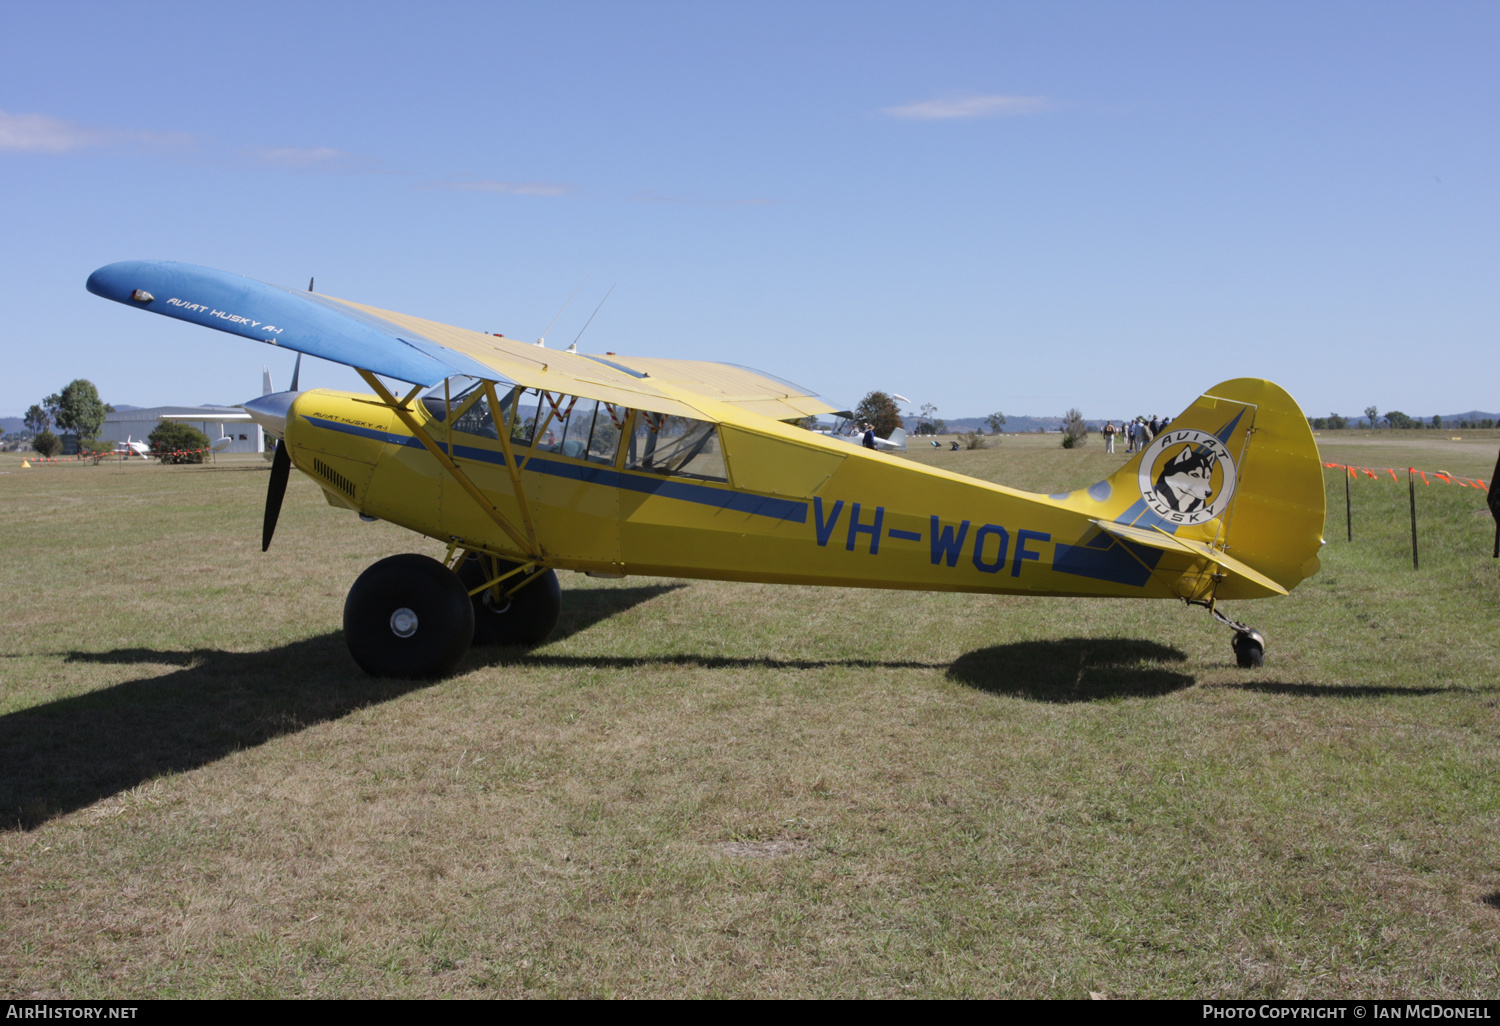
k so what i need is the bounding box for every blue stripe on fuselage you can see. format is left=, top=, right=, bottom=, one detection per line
left=1051, top=528, right=1162, bottom=586
left=302, top=414, right=809, bottom=524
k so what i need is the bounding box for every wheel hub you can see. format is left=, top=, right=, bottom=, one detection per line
left=389, top=607, right=419, bottom=638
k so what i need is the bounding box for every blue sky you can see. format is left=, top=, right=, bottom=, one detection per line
left=3, top=1, right=1495, bottom=423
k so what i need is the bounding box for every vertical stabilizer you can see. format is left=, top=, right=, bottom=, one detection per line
left=1079, top=379, right=1324, bottom=599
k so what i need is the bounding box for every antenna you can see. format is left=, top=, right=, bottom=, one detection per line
left=308, top=277, right=315, bottom=292
left=536, top=276, right=587, bottom=347
left=566, top=284, right=616, bottom=354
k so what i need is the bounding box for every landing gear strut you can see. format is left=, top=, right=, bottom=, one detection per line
left=1188, top=598, right=1266, bottom=669
left=458, top=552, right=561, bottom=647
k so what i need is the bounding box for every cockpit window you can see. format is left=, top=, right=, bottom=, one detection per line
left=421, top=377, right=486, bottom=425
left=451, top=391, right=498, bottom=440
left=499, top=389, right=622, bottom=465
left=626, top=414, right=727, bottom=482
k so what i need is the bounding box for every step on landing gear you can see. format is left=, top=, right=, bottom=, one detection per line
left=1188, top=598, right=1266, bottom=669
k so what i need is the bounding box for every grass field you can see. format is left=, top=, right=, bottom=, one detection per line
left=1, top=431, right=1497, bottom=999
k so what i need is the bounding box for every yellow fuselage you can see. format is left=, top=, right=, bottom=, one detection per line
left=279, top=376, right=1324, bottom=605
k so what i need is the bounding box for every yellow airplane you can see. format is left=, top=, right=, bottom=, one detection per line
left=88, top=261, right=1325, bottom=678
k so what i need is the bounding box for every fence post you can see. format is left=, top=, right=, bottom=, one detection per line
left=1408, top=467, right=1419, bottom=571
left=1350, top=468, right=1362, bottom=540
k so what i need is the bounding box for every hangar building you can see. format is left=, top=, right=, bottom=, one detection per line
left=98, top=406, right=265, bottom=454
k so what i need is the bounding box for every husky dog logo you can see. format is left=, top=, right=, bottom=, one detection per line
left=1137, top=429, right=1238, bottom=525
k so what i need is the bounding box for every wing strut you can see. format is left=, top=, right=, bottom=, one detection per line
left=358, top=370, right=538, bottom=560
left=484, top=380, right=538, bottom=553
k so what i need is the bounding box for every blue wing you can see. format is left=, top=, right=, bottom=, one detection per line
left=87, top=260, right=499, bottom=387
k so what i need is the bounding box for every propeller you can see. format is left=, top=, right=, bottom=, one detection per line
left=263, top=435, right=291, bottom=551
left=260, top=352, right=302, bottom=552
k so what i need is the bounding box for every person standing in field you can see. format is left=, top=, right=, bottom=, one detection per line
left=1103, top=420, right=1117, bottom=453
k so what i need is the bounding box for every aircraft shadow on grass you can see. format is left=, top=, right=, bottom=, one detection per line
left=946, top=638, right=1196, bottom=703
left=0, top=584, right=678, bottom=832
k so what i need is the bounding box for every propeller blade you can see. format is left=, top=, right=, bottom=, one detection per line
left=263, top=439, right=291, bottom=551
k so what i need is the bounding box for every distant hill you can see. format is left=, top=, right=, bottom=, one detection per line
left=0, top=404, right=184, bottom=435
left=905, top=415, right=1113, bottom=434
left=901, top=410, right=1500, bottom=435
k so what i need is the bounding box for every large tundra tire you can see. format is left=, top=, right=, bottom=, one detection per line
left=344, top=554, right=475, bottom=678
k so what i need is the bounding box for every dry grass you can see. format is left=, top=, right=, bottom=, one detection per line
left=0, top=438, right=1497, bottom=998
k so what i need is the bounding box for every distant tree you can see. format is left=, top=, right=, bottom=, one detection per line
left=1327, top=412, right=1347, bottom=430
left=1364, top=405, right=1379, bottom=429
left=1431, top=414, right=1443, bottom=429
left=986, top=411, right=1007, bottom=435
left=1383, top=410, right=1414, bottom=430
left=53, top=379, right=109, bottom=444
left=854, top=391, right=902, bottom=440
left=913, top=402, right=938, bottom=436
left=148, top=422, right=211, bottom=464
left=911, top=402, right=946, bottom=436
left=1060, top=409, right=1088, bottom=449
left=23, top=404, right=51, bottom=433
left=1310, top=417, right=1326, bottom=430
left=32, top=430, right=62, bottom=458
left=793, top=415, right=819, bottom=430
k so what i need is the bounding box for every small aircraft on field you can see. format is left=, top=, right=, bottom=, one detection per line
left=114, top=435, right=151, bottom=459
left=88, top=261, right=1325, bottom=678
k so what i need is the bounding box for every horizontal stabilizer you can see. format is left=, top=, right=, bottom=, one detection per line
left=1089, top=520, right=1288, bottom=597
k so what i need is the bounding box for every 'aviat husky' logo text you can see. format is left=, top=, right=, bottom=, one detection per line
left=1137, top=429, right=1238, bottom=525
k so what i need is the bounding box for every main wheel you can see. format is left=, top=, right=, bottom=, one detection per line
left=344, top=553, right=475, bottom=678
left=1231, top=629, right=1266, bottom=669
left=458, top=553, right=561, bottom=647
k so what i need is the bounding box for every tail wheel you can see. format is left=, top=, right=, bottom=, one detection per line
left=344, top=554, right=474, bottom=678
left=1231, top=629, right=1266, bottom=669
left=458, top=553, right=561, bottom=647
